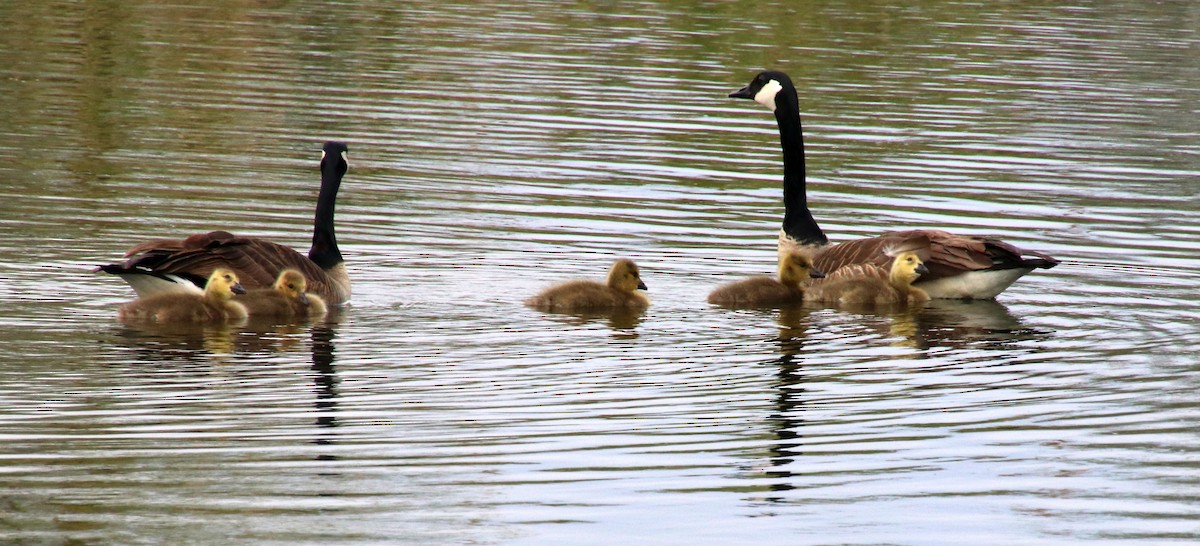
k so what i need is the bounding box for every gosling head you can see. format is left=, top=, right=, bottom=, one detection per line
left=889, top=251, right=930, bottom=287
left=273, top=269, right=311, bottom=306
left=205, top=268, right=246, bottom=300
left=606, top=259, right=648, bottom=294
left=729, top=70, right=795, bottom=113
left=778, top=251, right=826, bottom=286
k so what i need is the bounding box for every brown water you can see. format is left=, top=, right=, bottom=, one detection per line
left=2, top=0, right=1199, bottom=544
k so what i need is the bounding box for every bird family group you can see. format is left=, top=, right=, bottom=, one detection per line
left=98, top=72, right=1059, bottom=325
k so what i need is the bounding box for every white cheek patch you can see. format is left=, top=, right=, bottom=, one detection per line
left=754, top=79, right=783, bottom=112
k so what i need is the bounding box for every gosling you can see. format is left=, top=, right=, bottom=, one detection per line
left=708, top=251, right=825, bottom=306
left=118, top=268, right=248, bottom=324
left=238, top=269, right=328, bottom=320
left=805, top=250, right=930, bottom=305
left=526, top=259, right=649, bottom=310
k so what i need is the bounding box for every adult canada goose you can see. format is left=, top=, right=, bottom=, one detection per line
left=118, top=268, right=248, bottom=324
left=708, top=250, right=825, bottom=306
left=806, top=249, right=931, bottom=306
left=98, top=141, right=351, bottom=305
left=238, top=269, right=328, bottom=320
left=526, top=259, right=650, bottom=310
left=729, top=71, right=1058, bottom=299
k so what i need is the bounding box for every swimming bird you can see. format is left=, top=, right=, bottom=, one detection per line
left=805, top=249, right=931, bottom=306
left=729, top=71, right=1058, bottom=299
left=708, top=250, right=825, bottom=306
left=118, top=268, right=248, bottom=324
left=526, top=259, right=650, bottom=310
left=98, top=141, right=351, bottom=305
left=238, top=269, right=328, bottom=320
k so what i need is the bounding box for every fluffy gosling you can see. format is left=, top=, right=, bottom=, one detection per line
left=708, top=251, right=825, bottom=306
left=118, top=268, right=248, bottom=324
left=238, top=269, right=328, bottom=320
left=526, top=259, right=649, bottom=310
left=806, top=250, right=930, bottom=305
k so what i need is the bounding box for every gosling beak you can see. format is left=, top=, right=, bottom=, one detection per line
left=637, top=280, right=648, bottom=291
left=728, top=84, right=755, bottom=99
left=915, top=264, right=930, bottom=276
left=230, top=282, right=247, bottom=295
left=809, top=268, right=826, bottom=279
left=298, top=292, right=310, bottom=306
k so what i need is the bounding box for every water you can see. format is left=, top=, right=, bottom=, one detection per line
left=2, top=0, right=1199, bottom=543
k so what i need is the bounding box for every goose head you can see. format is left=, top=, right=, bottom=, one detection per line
left=778, top=250, right=826, bottom=286
left=607, top=259, right=648, bottom=293
left=205, top=268, right=246, bottom=300
left=889, top=251, right=930, bottom=287
left=729, top=70, right=796, bottom=113
left=321, top=141, right=349, bottom=179
left=273, top=269, right=311, bottom=306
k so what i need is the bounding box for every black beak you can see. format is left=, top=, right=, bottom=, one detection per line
left=915, top=264, right=930, bottom=276
left=298, top=292, right=310, bottom=306
left=231, top=282, right=247, bottom=295
left=637, top=280, right=648, bottom=291
left=729, top=84, right=755, bottom=99
left=809, top=269, right=826, bottom=279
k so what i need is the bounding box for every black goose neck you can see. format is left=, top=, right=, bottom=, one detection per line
left=773, top=92, right=828, bottom=247
left=308, top=154, right=346, bottom=268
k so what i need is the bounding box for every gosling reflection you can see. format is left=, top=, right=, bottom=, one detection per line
left=111, top=304, right=347, bottom=362
left=530, top=306, right=646, bottom=332
left=115, top=321, right=242, bottom=362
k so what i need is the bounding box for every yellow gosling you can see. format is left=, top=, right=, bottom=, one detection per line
left=238, top=269, right=328, bottom=320
left=118, top=268, right=248, bottom=324
left=806, top=251, right=930, bottom=306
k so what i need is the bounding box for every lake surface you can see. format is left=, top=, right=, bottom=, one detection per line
left=2, top=0, right=1199, bottom=544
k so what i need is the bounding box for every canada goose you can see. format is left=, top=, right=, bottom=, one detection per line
left=729, top=71, right=1058, bottom=299
left=238, top=269, right=328, bottom=320
left=708, top=250, right=825, bottom=306
left=806, top=250, right=931, bottom=306
left=526, top=259, right=650, bottom=310
left=118, top=268, right=248, bottom=324
left=98, top=141, right=351, bottom=305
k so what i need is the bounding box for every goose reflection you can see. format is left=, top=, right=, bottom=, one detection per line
left=755, top=299, right=1053, bottom=499
left=114, top=309, right=344, bottom=452
left=308, top=309, right=341, bottom=451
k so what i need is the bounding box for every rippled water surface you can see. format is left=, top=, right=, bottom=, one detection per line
left=3, top=0, right=1200, bottom=544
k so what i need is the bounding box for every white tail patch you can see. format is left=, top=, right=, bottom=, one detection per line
left=116, top=272, right=204, bottom=298
left=916, top=268, right=1034, bottom=300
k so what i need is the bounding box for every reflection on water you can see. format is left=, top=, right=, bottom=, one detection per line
left=529, top=306, right=646, bottom=333
left=2, top=0, right=1200, bottom=543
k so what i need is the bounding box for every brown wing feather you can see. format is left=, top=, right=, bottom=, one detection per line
left=818, top=263, right=889, bottom=283
left=813, top=229, right=1021, bottom=283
